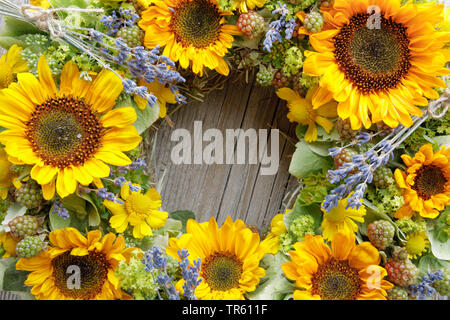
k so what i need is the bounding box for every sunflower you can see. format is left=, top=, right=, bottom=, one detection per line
left=134, top=78, right=177, bottom=118
left=394, top=144, right=450, bottom=219
left=302, top=0, right=450, bottom=130
left=276, top=86, right=337, bottom=142
left=261, top=213, right=287, bottom=254
left=103, top=184, right=168, bottom=239
left=138, top=0, right=241, bottom=76
left=0, top=56, right=142, bottom=200
left=0, top=147, right=21, bottom=200
left=0, top=44, right=28, bottom=90
left=405, top=232, right=429, bottom=260
left=320, top=196, right=366, bottom=240
left=16, top=227, right=136, bottom=300
left=282, top=231, right=393, bottom=300
left=166, top=216, right=268, bottom=300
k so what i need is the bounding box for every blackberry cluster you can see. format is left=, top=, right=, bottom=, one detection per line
left=16, top=235, right=44, bottom=258
left=367, top=220, right=395, bottom=250
left=336, top=118, right=357, bottom=141
left=272, top=70, right=290, bottom=88
left=372, top=166, right=394, bottom=189
left=303, top=12, right=324, bottom=33
left=333, top=148, right=357, bottom=169
left=8, top=215, right=40, bottom=240
left=117, top=25, right=145, bottom=48
left=15, top=180, right=43, bottom=209
left=387, top=286, right=409, bottom=300
left=236, top=10, right=265, bottom=39
left=256, top=66, right=274, bottom=86
left=385, top=257, right=419, bottom=287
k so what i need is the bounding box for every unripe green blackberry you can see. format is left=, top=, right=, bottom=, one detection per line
left=256, top=65, right=273, bottom=86
left=391, top=245, right=408, bottom=261
left=432, top=268, right=450, bottom=296
left=16, top=235, right=44, bottom=258
left=15, top=180, right=43, bottom=209
left=372, top=166, right=394, bottom=189
left=336, top=118, right=357, bottom=141
left=385, top=257, right=419, bottom=287
left=303, top=12, right=324, bottom=33
left=8, top=215, right=40, bottom=240
left=333, top=148, right=357, bottom=169
left=387, top=286, right=409, bottom=300
left=117, top=25, right=144, bottom=48
left=236, top=10, right=265, bottom=39
left=367, top=220, right=395, bottom=250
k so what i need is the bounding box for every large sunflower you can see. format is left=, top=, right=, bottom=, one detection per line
left=0, top=56, right=142, bottom=200
left=138, top=0, right=241, bottom=76
left=282, top=231, right=393, bottom=300
left=16, top=227, right=136, bottom=300
left=0, top=147, right=20, bottom=200
left=166, top=216, right=268, bottom=300
left=394, top=144, right=450, bottom=219
left=0, top=44, right=28, bottom=89
left=303, top=0, right=450, bottom=130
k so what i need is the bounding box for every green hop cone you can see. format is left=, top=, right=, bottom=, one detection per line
left=16, top=235, right=44, bottom=258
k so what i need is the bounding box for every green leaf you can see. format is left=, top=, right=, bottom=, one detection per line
left=306, top=141, right=332, bottom=157
left=418, top=254, right=450, bottom=274
left=433, top=135, right=450, bottom=148
left=247, top=252, right=293, bottom=300
left=1, top=259, right=29, bottom=293
left=0, top=17, right=42, bottom=39
left=427, top=221, right=450, bottom=260
left=61, top=194, right=87, bottom=216
left=0, top=36, right=27, bottom=50
left=49, top=205, right=71, bottom=231
left=169, top=211, right=196, bottom=233
left=289, top=140, right=329, bottom=179
left=132, top=101, right=161, bottom=135
left=77, top=192, right=101, bottom=227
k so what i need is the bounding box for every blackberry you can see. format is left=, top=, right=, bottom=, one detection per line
left=8, top=215, right=40, bottom=240
left=391, top=245, right=408, bottom=261
left=16, top=235, right=44, bottom=258
left=387, top=286, right=409, bottom=300
left=117, top=25, right=144, bottom=48
left=336, top=118, right=357, bottom=141
left=432, top=268, right=450, bottom=296
left=385, top=257, right=419, bottom=287
left=236, top=10, right=265, bottom=39
left=333, top=148, right=357, bottom=170
left=256, top=65, right=273, bottom=86
left=15, top=179, right=43, bottom=209
left=367, top=220, right=395, bottom=250
left=372, top=166, right=394, bottom=189
left=303, top=12, right=324, bottom=33
left=272, top=70, right=290, bottom=88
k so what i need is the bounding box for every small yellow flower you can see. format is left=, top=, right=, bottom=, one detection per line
left=231, top=0, right=265, bottom=12
left=134, top=79, right=177, bottom=118
left=320, top=196, right=366, bottom=240
left=276, top=86, right=337, bottom=143
left=103, top=184, right=168, bottom=239
left=405, top=232, right=430, bottom=260
left=0, top=44, right=28, bottom=89
left=261, top=213, right=287, bottom=254
left=0, top=232, right=19, bottom=258
left=30, top=0, right=51, bottom=8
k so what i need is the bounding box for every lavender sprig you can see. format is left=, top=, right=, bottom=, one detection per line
left=177, top=249, right=202, bottom=300
left=263, top=2, right=296, bottom=52
left=409, top=270, right=445, bottom=300
left=52, top=200, right=70, bottom=220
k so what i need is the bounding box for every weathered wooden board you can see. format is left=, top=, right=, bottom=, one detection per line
left=153, top=72, right=299, bottom=230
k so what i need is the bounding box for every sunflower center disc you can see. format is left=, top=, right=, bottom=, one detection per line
left=413, top=165, right=447, bottom=200
left=333, top=13, right=411, bottom=94
left=52, top=251, right=111, bottom=300
left=202, top=252, right=243, bottom=291
left=311, top=258, right=361, bottom=300
left=25, top=96, right=104, bottom=169
left=170, top=0, right=222, bottom=48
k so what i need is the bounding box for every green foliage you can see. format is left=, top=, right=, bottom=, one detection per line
left=289, top=140, right=332, bottom=179
left=297, top=170, right=332, bottom=206
left=365, top=182, right=404, bottom=218
left=0, top=258, right=30, bottom=293
left=170, top=211, right=196, bottom=233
